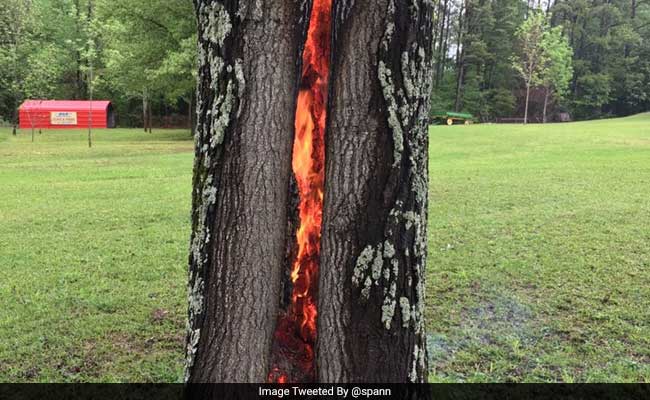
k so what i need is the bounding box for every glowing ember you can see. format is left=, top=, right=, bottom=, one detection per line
left=268, top=0, right=332, bottom=383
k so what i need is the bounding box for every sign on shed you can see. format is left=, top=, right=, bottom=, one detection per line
left=50, top=111, right=78, bottom=126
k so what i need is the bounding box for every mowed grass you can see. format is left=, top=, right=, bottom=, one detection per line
left=426, top=114, right=650, bottom=382
left=0, top=128, right=194, bottom=382
left=0, top=114, right=648, bottom=382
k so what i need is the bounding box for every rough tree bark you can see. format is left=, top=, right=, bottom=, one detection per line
left=524, top=82, right=531, bottom=124
left=186, top=0, right=433, bottom=384
left=186, top=0, right=309, bottom=383
left=318, top=0, right=433, bottom=382
left=12, top=107, right=18, bottom=136
left=543, top=87, right=550, bottom=123
left=142, top=92, right=148, bottom=133
left=148, top=97, right=153, bottom=133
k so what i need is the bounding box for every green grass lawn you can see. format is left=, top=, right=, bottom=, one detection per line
left=0, top=128, right=193, bottom=382
left=1, top=115, right=649, bottom=382
left=426, top=114, right=650, bottom=382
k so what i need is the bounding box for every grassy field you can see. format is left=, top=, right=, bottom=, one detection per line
left=0, top=129, right=193, bottom=382
left=1, top=114, right=649, bottom=382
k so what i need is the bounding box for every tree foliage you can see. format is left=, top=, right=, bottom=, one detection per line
left=512, top=12, right=548, bottom=91
left=1, top=0, right=650, bottom=124
left=97, top=0, right=195, bottom=102
left=510, top=12, right=574, bottom=123
left=0, top=0, right=195, bottom=128
left=433, top=0, right=650, bottom=121
left=540, top=26, right=573, bottom=99
left=539, top=25, right=573, bottom=121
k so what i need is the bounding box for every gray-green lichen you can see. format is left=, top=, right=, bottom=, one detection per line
left=403, top=211, right=418, bottom=230
left=354, top=244, right=391, bottom=301
left=409, top=344, right=419, bottom=382
left=378, top=0, right=404, bottom=167
left=209, top=77, right=234, bottom=150
left=186, top=1, right=238, bottom=382
left=352, top=239, right=403, bottom=326
left=361, top=276, right=373, bottom=300
left=188, top=276, right=205, bottom=318
left=234, top=59, right=246, bottom=117
left=409, top=343, right=427, bottom=383
left=371, top=243, right=384, bottom=282
left=203, top=2, right=231, bottom=46
left=358, top=0, right=432, bottom=361
left=236, top=0, right=263, bottom=21
left=383, top=241, right=396, bottom=258
left=355, top=0, right=434, bottom=381
left=186, top=172, right=216, bottom=380
left=378, top=61, right=404, bottom=167
left=399, top=297, right=411, bottom=327
left=184, top=327, right=201, bottom=382
left=381, top=282, right=398, bottom=330
left=352, top=245, right=375, bottom=287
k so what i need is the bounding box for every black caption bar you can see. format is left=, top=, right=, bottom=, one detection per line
left=0, top=384, right=648, bottom=400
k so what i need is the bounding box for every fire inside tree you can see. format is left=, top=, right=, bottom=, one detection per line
left=267, top=0, right=332, bottom=384
left=187, top=0, right=434, bottom=385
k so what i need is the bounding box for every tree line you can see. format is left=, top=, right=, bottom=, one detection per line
left=434, top=0, right=650, bottom=121
left=1, top=0, right=649, bottom=128
left=0, top=0, right=196, bottom=131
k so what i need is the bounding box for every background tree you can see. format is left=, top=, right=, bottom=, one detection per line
left=0, top=0, right=32, bottom=134
left=550, top=0, right=650, bottom=118
left=512, top=12, right=548, bottom=124
left=97, top=0, right=196, bottom=132
left=539, top=25, right=573, bottom=122
left=430, top=0, right=526, bottom=121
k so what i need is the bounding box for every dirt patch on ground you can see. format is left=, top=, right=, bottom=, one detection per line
left=151, top=308, right=170, bottom=324
left=427, top=287, right=538, bottom=374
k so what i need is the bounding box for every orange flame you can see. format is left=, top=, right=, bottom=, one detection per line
left=268, top=0, right=331, bottom=383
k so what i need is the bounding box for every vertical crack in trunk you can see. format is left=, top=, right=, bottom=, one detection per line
left=268, top=0, right=332, bottom=384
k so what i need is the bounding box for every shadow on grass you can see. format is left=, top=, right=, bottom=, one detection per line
left=428, top=288, right=540, bottom=381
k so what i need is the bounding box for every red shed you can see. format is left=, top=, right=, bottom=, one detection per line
left=19, top=100, right=116, bottom=130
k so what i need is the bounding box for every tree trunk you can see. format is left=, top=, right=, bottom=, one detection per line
left=454, top=51, right=465, bottom=112
left=186, top=0, right=308, bottom=384
left=318, top=0, right=433, bottom=382
left=441, top=6, right=451, bottom=86
left=524, top=82, right=531, bottom=124
left=188, top=95, right=194, bottom=135
left=454, top=0, right=465, bottom=111
left=187, top=0, right=433, bottom=385
left=148, top=99, right=153, bottom=133
left=625, top=0, right=636, bottom=57
left=12, top=107, right=18, bottom=135
left=546, top=0, right=555, bottom=16
left=543, top=87, right=550, bottom=123
left=88, top=56, right=93, bottom=148
left=435, top=0, right=449, bottom=88
left=142, top=93, right=148, bottom=132
left=73, top=0, right=86, bottom=100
